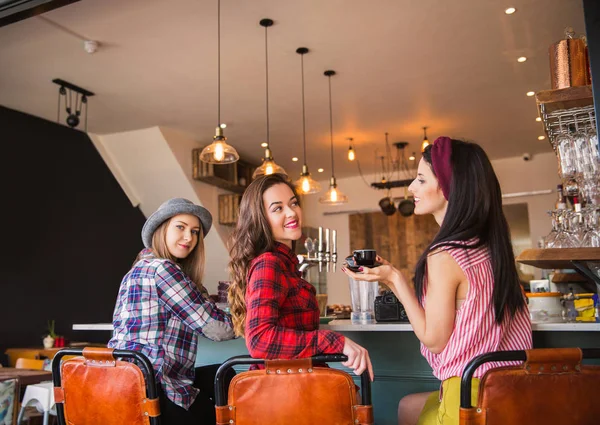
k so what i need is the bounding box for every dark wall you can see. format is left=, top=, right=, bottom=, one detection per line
left=0, top=106, right=146, bottom=364
left=583, top=0, right=600, bottom=134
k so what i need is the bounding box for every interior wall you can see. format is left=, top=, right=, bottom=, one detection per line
left=89, top=127, right=232, bottom=294
left=302, top=151, right=560, bottom=304
left=0, top=106, right=146, bottom=364
left=349, top=212, right=439, bottom=282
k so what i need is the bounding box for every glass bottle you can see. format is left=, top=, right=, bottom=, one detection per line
left=555, top=184, right=567, bottom=210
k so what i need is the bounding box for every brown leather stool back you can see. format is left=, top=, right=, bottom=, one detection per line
left=459, top=347, right=600, bottom=425
left=214, top=354, right=373, bottom=425
left=52, top=347, right=160, bottom=425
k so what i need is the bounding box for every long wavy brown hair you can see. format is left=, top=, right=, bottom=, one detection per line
left=228, top=173, right=298, bottom=337
left=135, top=217, right=206, bottom=290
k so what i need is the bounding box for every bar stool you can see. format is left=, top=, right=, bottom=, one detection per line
left=52, top=347, right=160, bottom=425
left=214, top=354, right=373, bottom=425
left=17, top=381, right=56, bottom=425
left=459, top=347, right=600, bottom=425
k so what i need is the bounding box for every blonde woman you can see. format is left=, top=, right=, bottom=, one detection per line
left=109, top=198, right=234, bottom=425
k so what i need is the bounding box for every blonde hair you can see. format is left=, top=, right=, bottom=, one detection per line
left=136, top=218, right=206, bottom=289
left=228, top=174, right=298, bottom=337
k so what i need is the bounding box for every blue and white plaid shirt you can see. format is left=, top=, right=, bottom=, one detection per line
left=108, top=249, right=232, bottom=409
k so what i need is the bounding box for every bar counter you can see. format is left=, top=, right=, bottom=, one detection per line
left=322, top=320, right=600, bottom=332
left=191, top=321, right=600, bottom=425
left=73, top=320, right=600, bottom=425
left=72, top=320, right=600, bottom=332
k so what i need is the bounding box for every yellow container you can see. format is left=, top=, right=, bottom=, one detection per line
left=574, top=293, right=595, bottom=319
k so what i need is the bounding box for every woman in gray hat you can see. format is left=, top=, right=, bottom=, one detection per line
left=108, top=198, right=235, bottom=425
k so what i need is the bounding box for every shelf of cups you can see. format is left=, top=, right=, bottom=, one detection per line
left=536, top=86, right=595, bottom=143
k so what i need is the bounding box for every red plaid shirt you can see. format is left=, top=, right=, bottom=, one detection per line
left=245, top=242, right=345, bottom=359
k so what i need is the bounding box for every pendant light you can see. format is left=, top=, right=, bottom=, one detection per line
left=420, top=126, right=430, bottom=152
left=319, top=70, right=349, bottom=205
left=252, top=18, right=287, bottom=179
left=294, top=47, right=321, bottom=195
left=347, top=137, right=355, bottom=161
left=200, top=0, right=239, bottom=164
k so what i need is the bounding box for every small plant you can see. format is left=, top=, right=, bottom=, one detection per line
left=46, top=320, right=57, bottom=338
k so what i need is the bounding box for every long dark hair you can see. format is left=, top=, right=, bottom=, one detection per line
left=413, top=139, right=525, bottom=324
left=228, top=173, right=299, bottom=336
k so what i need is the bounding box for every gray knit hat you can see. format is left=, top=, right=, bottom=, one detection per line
left=141, top=198, right=212, bottom=248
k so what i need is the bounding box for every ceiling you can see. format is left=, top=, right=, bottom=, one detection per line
left=0, top=0, right=586, bottom=179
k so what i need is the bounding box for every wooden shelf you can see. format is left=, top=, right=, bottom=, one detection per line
left=552, top=273, right=588, bottom=283
left=192, top=149, right=257, bottom=194
left=535, top=85, right=593, bottom=114
left=218, top=194, right=241, bottom=226
left=517, top=248, right=600, bottom=290
left=517, top=248, right=600, bottom=269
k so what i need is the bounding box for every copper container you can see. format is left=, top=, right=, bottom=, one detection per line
left=549, top=28, right=591, bottom=89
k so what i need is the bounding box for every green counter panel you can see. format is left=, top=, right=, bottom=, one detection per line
left=196, top=330, right=600, bottom=425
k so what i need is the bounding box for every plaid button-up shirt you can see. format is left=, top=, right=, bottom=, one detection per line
left=245, top=242, right=345, bottom=359
left=108, top=249, right=232, bottom=409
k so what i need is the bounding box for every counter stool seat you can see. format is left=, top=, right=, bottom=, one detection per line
left=51, top=347, right=160, bottom=425
left=17, top=381, right=56, bottom=425
left=459, top=347, right=600, bottom=425
left=214, top=354, right=373, bottom=425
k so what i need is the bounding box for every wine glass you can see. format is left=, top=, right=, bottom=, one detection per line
left=554, top=210, right=579, bottom=248
left=572, top=118, right=596, bottom=181
left=586, top=112, right=599, bottom=170
left=544, top=210, right=560, bottom=248
left=554, top=117, right=577, bottom=181
left=581, top=208, right=600, bottom=247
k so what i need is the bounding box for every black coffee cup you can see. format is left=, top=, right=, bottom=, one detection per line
left=353, top=249, right=377, bottom=266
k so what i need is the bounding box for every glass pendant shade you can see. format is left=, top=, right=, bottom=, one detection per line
left=348, top=146, right=355, bottom=161
left=252, top=19, right=287, bottom=180
left=347, top=138, right=355, bottom=161
left=319, top=69, right=348, bottom=205
left=295, top=164, right=322, bottom=194
left=319, top=177, right=348, bottom=205
left=200, top=126, right=240, bottom=164
left=420, top=126, right=430, bottom=152
left=295, top=47, right=321, bottom=195
left=200, top=0, right=239, bottom=165
left=252, top=147, right=287, bottom=178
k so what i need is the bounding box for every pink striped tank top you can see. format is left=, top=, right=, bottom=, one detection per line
left=420, top=242, right=532, bottom=380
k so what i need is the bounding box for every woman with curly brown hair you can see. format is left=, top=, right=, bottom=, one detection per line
left=228, top=173, right=373, bottom=379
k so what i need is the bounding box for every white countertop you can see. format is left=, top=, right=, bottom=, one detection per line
left=322, top=319, right=600, bottom=332
left=73, top=323, right=113, bottom=331
left=530, top=322, right=600, bottom=331
left=321, top=320, right=414, bottom=331
left=73, top=320, right=600, bottom=332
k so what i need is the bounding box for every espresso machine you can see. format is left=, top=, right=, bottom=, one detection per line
left=297, top=226, right=338, bottom=276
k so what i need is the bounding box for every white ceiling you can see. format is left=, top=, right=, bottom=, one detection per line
left=0, top=0, right=586, bottom=179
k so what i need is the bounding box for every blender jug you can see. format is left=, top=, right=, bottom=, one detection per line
left=346, top=250, right=380, bottom=323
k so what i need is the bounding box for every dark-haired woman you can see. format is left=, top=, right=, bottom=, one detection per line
left=343, top=137, right=532, bottom=425
left=228, top=173, right=373, bottom=380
